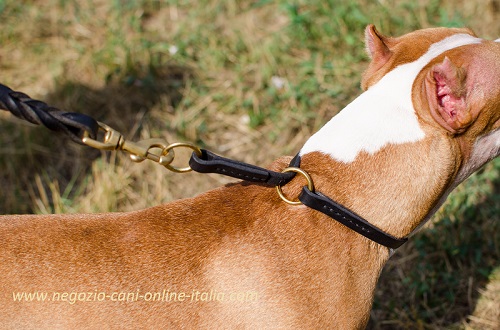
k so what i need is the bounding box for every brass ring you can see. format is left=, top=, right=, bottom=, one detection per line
left=163, top=142, right=203, bottom=173
left=146, top=143, right=175, bottom=166
left=276, top=167, right=314, bottom=205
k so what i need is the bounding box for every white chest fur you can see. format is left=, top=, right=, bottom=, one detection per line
left=300, top=34, right=482, bottom=163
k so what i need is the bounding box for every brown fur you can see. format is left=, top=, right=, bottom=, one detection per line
left=1, top=26, right=500, bottom=329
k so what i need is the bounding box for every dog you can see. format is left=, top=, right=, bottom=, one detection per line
left=1, top=25, right=499, bottom=329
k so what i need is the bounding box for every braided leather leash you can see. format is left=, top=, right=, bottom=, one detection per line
left=0, top=84, right=99, bottom=144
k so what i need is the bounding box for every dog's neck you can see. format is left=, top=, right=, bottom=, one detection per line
left=298, top=33, right=482, bottom=239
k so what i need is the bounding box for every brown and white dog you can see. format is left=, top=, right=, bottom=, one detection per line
left=1, top=25, right=499, bottom=329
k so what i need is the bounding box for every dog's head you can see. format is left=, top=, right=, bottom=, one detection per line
left=363, top=25, right=500, bottom=182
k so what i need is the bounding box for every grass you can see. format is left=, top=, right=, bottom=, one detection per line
left=0, top=0, right=498, bottom=328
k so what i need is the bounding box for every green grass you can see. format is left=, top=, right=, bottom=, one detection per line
left=0, top=0, right=498, bottom=328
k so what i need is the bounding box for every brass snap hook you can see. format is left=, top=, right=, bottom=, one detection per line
left=81, top=122, right=121, bottom=150
left=123, top=139, right=174, bottom=165
left=276, top=167, right=314, bottom=205
left=81, top=121, right=203, bottom=173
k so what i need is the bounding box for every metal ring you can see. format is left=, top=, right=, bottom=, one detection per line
left=163, top=142, right=203, bottom=173
left=276, top=167, right=314, bottom=205
left=146, top=143, right=175, bottom=166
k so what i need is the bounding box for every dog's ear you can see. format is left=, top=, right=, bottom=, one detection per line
left=429, top=57, right=472, bottom=133
left=365, top=24, right=392, bottom=65
left=362, top=25, right=393, bottom=90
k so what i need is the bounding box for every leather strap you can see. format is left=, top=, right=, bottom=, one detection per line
left=189, top=149, right=301, bottom=186
left=299, top=187, right=408, bottom=249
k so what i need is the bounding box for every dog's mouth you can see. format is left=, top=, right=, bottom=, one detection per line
left=425, top=71, right=457, bottom=133
left=425, top=64, right=471, bottom=134
left=435, top=71, right=464, bottom=119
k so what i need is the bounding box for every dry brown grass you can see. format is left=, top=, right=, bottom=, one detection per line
left=466, top=268, right=500, bottom=330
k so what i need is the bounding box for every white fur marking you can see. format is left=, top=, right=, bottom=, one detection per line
left=300, top=34, right=482, bottom=163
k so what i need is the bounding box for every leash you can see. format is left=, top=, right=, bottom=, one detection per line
left=0, top=83, right=407, bottom=249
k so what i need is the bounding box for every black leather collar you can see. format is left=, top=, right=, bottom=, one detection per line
left=189, top=150, right=407, bottom=249
left=298, top=186, right=407, bottom=249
